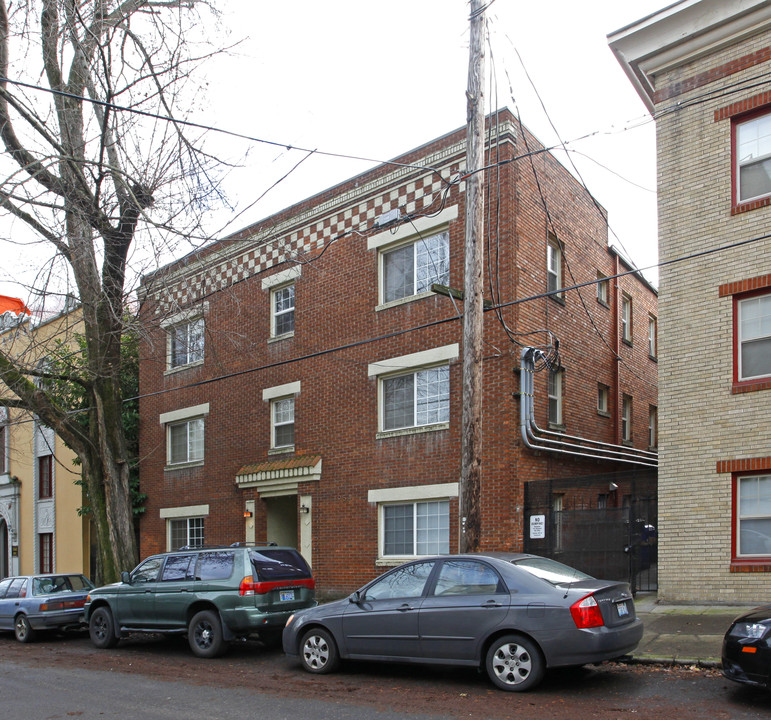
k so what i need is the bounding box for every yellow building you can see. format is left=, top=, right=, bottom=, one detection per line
left=0, top=305, right=92, bottom=579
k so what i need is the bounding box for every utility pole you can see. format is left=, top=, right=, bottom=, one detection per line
left=460, top=0, right=486, bottom=553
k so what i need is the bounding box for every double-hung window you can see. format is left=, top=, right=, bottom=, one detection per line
left=262, top=267, right=301, bottom=340
left=622, top=394, right=633, bottom=443
left=621, top=294, right=633, bottom=344
left=369, top=345, right=457, bottom=436
left=548, top=368, right=563, bottom=426
left=38, top=454, right=53, bottom=499
left=263, top=382, right=300, bottom=452
left=0, top=406, right=7, bottom=474
left=736, top=474, right=771, bottom=558
left=597, top=383, right=610, bottom=416
left=547, top=237, right=563, bottom=297
left=383, top=366, right=449, bottom=432
left=272, top=284, right=295, bottom=337
left=735, top=111, right=771, bottom=204
left=648, top=405, right=658, bottom=449
left=648, top=314, right=657, bottom=359
left=160, top=404, right=209, bottom=467
left=170, top=317, right=204, bottom=369
left=170, top=517, right=205, bottom=549
left=382, top=231, right=449, bottom=304
left=737, top=292, right=771, bottom=382
left=596, top=272, right=609, bottom=306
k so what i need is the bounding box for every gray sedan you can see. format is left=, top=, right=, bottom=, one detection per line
left=283, top=553, right=643, bottom=692
left=0, top=573, right=94, bottom=642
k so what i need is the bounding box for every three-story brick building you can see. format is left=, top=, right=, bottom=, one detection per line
left=138, top=109, right=658, bottom=596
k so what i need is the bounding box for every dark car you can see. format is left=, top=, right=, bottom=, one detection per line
left=84, top=543, right=315, bottom=657
left=283, top=552, right=642, bottom=692
left=722, top=604, right=771, bottom=689
left=0, top=573, right=94, bottom=643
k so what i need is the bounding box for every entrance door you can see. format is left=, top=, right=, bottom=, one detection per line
left=0, top=519, right=7, bottom=579
left=265, top=496, right=298, bottom=547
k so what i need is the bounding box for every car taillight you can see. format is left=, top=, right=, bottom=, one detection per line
left=239, top=576, right=315, bottom=596
left=570, top=594, right=605, bottom=629
left=39, top=598, right=86, bottom=612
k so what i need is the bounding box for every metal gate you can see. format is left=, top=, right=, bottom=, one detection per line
left=523, top=469, right=657, bottom=594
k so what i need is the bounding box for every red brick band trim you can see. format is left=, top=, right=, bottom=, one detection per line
left=730, top=562, right=771, bottom=573
left=716, top=457, right=771, bottom=474
left=719, top=274, right=771, bottom=297
left=732, top=196, right=771, bottom=215
left=733, top=379, right=771, bottom=394
left=654, top=47, right=771, bottom=105
left=715, top=90, right=771, bottom=122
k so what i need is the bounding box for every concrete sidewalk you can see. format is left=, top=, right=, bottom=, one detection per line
left=630, top=593, right=756, bottom=667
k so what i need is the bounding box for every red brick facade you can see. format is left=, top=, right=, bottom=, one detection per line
left=138, top=110, right=658, bottom=598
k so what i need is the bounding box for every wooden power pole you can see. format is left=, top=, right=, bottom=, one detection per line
left=460, top=0, right=486, bottom=553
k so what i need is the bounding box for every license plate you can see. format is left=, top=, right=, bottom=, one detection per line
left=616, top=600, right=629, bottom=617
left=280, top=590, right=295, bottom=602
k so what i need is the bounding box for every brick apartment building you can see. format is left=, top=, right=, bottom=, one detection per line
left=138, top=109, right=658, bottom=597
left=610, top=0, right=771, bottom=603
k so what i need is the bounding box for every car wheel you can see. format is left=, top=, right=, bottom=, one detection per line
left=89, top=607, right=119, bottom=649
left=485, top=634, right=545, bottom=692
left=300, top=627, right=340, bottom=674
left=188, top=610, right=225, bottom=658
left=14, top=614, right=35, bottom=643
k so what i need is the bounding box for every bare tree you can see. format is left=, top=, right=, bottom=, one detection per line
left=0, top=0, right=222, bottom=582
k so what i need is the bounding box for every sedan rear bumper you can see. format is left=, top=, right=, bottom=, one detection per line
left=27, top=609, right=86, bottom=631
left=542, top=618, right=644, bottom=667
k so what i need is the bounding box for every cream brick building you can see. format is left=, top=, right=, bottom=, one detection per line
left=610, top=0, right=771, bottom=603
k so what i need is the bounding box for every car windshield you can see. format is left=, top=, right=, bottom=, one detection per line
left=512, top=557, right=593, bottom=585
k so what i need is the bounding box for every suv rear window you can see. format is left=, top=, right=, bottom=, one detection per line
left=196, top=551, right=235, bottom=581
left=250, top=549, right=311, bottom=582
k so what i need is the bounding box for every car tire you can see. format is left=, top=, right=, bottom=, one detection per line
left=89, top=606, right=119, bottom=649
left=14, top=614, right=35, bottom=643
left=188, top=610, right=225, bottom=658
left=299, top=627, right=340, bottom=674
left=485, top=634, right=545, bottom=692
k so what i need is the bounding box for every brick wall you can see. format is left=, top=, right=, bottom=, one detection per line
left=138, top=109, right=658, bottom=597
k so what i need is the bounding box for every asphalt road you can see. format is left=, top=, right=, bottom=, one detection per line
left=0, top=632, right=768, bottom=719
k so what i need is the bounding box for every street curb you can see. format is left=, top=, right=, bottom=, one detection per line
left=621, top=655, right=721, bottom=669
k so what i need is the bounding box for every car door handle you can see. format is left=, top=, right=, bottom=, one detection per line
left=481, top=600, right=503, bottom=608
left=397, top=603, right=415, bottom=612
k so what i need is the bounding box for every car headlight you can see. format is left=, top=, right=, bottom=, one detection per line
left=732, top=622, right=770, bottom=639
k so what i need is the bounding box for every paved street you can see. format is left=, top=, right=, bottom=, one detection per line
left=0, top=632, right=768, bottom=719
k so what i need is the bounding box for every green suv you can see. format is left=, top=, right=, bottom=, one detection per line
left=84, top=543, right=315, bottom=658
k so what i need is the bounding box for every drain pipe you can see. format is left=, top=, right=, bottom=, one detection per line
left=519, top=347, right=658, bottom=467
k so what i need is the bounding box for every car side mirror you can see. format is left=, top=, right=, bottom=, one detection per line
left=349, top=590, right=363, bottom=604
left=121, top=571, right=131, bottom=585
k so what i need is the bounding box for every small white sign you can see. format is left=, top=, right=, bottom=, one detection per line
left=530, top=514, right=546, bottom=539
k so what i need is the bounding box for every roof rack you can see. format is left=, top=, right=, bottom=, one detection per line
left=230, top=541, right=278, bottom=547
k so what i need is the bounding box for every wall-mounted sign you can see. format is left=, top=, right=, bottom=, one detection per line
left=11, top=545, right=18, bottom=557
left=529, top=514, right=546, bottom=540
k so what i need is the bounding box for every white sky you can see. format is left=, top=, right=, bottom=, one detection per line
left=0, top=0, right=668, bottom=303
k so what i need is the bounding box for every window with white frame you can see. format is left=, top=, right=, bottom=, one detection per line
left=548, top=368, right=563, bottom=426
left=622, top=394, right=632, bottom=443
left=262, top=267, right=301, bottom=340
left=169, top=317, right=204, bottom=369
left=160, top=404, right=209, bottom=467
left=737, top=292, right=771, bottom=381
left=547, top=237, right=563, bottom=297
left=648, top=405, right=658, bottom=449
left=0, top=406, right=7, bottom=474
left=648, top=314, right=657, bottom=358
left=382, top=231, right=449, bottom=304
left=597, top=383, right=610, bottom=416
left=369, top=483, right=456, bottom=561
left=272, top=397, right=295, bottom=449
left=597, top=272, right=609, bottom=306
left=382, top=365, right=449, bottom=432
left=369, top=346, right=457, bottom=435
left=621, top=293, right=633, bottom=343
left=169, top=517, right=205, bottom=550
left=263, top=382, right=300, bottom=451
left=735, top=111, right=771, bottom=204
left=736, top=474, right=771, bottom=557
left=271, top=283, right=295, bottom=337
